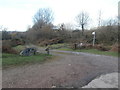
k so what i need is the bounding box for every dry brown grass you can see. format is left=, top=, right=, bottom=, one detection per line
left=38, top=38, right=63, bottom=46
left=110, top=44, right=120, bottom=52
left=94, top=44, right=110, bottom=51
left=2, top=45, right=17, bottom=54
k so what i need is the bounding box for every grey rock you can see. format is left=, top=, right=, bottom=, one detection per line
left=82, top=72, right=118, bottom=88
left=20, top=48, right=37, bottom=56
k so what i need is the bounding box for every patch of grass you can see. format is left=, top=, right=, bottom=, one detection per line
left=76, top=49, right=118, bottom=57
left=13, top=45, right=26, bottom=52
left=58, top=48, right=119, bottom=57
left=2, top=53, right=52, bottom=68
left=50, top=43, right=69, bottom=49
left=58, top=48, right=72, bottom=51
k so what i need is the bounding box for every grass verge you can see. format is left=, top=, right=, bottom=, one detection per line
left=58, top=48, right=119, bottom=57
left=49, top=43, right=69, bottom=49
left=2, top=53, right=52, bottom=68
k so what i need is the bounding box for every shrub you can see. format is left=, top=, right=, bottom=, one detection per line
left=11, top=39, right=25, bottom=47
left=2, top=40, right=18, bottom=54
left=2, top=30, right=11, bottom=40
left=2, top=45, right=17, bottom=54
left=39, top=38, right=64, bottom=46
left=84, top=44, right=93, bottom=49
left=94, top=44, right=110, bottom=51
left=70, top=43, right=111, bottom=52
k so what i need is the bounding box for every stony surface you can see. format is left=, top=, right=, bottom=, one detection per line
left=82, top=72, right=118, bottom=88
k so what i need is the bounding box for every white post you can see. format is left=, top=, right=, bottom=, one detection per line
left=92, top=32, right=95, bottom=46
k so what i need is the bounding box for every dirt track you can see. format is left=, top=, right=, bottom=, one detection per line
left=2, top=50, right=118, bottom=88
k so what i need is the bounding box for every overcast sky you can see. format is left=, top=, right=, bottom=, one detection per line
left=0, top=0, right=119, bottom=31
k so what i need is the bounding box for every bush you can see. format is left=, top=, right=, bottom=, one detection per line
left=2, top=45, right=17, bottom=54
left=70, top=43, right=111, bottom=52
left=94, top=44, right=111, bottom=51
left=2, top=39, right=25, bottom=48
left=2, top=40, right=18, bottom=54
left=2, top=30, right=11, bottom=40
left=39, top=38, right=64, bottom=46
left=11, top=39, right=25, bottom=47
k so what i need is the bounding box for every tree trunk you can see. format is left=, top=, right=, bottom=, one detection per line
left=82, top=24, right=84, bottom=36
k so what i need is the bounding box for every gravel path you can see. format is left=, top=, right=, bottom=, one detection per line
left=2, top=50, right=118, bottom=88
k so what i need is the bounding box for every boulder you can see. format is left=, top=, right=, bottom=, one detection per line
left=20, top=48, right=37, bottom=56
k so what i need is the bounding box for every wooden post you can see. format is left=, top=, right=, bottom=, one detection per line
left=45, top=47, right=50, bottom=55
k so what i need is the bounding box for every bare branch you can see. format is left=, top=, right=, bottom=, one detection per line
left=75, top=11, right=89, bottom=35
left=33, top=8, right=54, bottom=30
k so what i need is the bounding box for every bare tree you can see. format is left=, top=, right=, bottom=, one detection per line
left=107, top=19, right=116, bottom=26
left=60, top=23, right=65, bottom=30
left=64, top=23, right=74, bottom=30
left=0, top=25, right=7, bottom=31
left=102, top=18, right=118, bottom=26
left=75, top=11, right=89, bottom=35
left=33, top=8, right=54, bottom=30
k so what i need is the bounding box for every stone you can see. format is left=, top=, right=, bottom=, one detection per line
left=82, top=72, right=118, bottom=88
left=20, top=48, right=37, bottom=56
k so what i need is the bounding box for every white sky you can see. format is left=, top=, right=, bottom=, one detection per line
left=0, top=0, right=119, bottom=31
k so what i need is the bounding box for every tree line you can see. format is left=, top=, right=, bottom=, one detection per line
left=1, top=8, right=119, bottom=46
